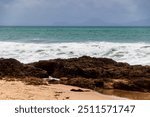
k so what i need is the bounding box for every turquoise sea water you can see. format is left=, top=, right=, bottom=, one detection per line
left=0, top=26, right=150, bottom=43
left=0, top=26, right=150, bottom=64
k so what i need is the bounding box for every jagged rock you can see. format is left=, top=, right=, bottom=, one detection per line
left=31, top=56, right=150, bottom=79
left=30, top=56, right=150, bottom=92
left=1, top=56, right=150, bottom=93
left=60, top=77, right=104, bottom=89
left=113, top=81, right=141, bottom=91
left=30, top=56, right=119, bottom=78
left=0, top=58, right=48, bottom=78
left=132, top=79, right=150, bottom=92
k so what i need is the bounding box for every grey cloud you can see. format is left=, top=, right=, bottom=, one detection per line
left=0, top=0, right=14, bottom=4
left=0, top=0, right=150, bottom=26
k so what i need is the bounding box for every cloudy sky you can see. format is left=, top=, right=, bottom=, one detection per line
left=0, top=0, right=150, bottom=26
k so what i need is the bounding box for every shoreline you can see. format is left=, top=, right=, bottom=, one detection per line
left=0, top=56, right=150, bottom=100
left=0, top=79, right=126, bottom=100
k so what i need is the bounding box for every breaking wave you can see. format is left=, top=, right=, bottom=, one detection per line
left=0, top=41, right=150, bottom=65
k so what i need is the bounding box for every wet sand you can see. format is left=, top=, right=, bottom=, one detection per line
left=0, top=80, right=126, bottom=100
left=98, top=89, right=150, bottom=100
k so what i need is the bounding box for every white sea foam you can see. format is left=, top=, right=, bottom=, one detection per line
left=0, top=41, right=150, bottom=65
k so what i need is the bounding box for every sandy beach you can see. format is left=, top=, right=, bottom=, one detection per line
left=0, top=80, right=125, bottom=100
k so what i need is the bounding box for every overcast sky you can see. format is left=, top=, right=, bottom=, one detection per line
left=0, top=0, right=150, bottom=26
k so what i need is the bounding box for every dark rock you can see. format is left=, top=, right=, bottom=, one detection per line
left=132, top=79, right=150, bottom=92
left=30, top=56, right=150, bottom=92
left=1, top=56, right=150, bottom=93
left=31, top=56, right=150, bottom=79
left=94, top=80, right=104, bottom=87
left=23, top=65, right=48, bottom=78
left=61, top=77, right=104, bottom=89
left=70, top=89, right=84, bottom=92
left=113, top=81, right=141, bottom=91
left=30, top=56, right=119, bottom=78
left=0, top=58, right=48, bottom=78
left=0, top=58, right=24, bottom=77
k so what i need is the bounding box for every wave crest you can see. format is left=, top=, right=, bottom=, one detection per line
left=0, top=41, right=150, bottom=65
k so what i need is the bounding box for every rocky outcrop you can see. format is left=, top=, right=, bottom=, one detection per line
left=0, top=57, right=150, bottom=93
left=0, top=58, right=48, bottom=78
left=60, top=77, right=104, bottom=89
left=30, top=56, right=150, bottom=92
left=31, top=56, right=150, bottom=79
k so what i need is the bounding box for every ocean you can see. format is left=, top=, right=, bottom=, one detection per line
left=0, top=26, right=150, bottom=65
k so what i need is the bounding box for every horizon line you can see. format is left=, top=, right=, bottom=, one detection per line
left=0, top=25, right=150, bottom=27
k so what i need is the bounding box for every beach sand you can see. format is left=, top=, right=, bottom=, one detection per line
left=0, top=80, right=126, bottom=100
